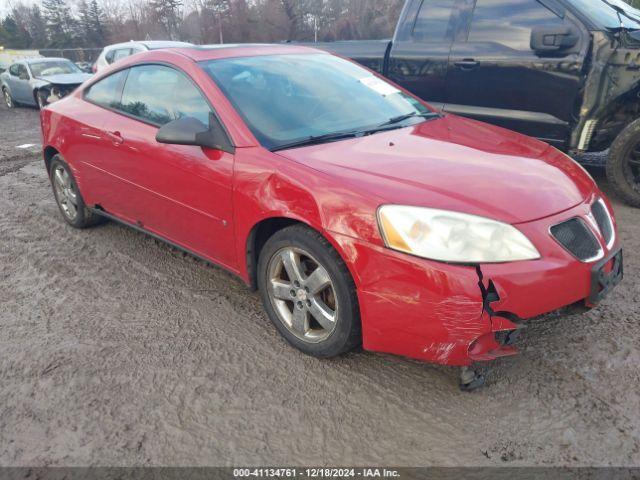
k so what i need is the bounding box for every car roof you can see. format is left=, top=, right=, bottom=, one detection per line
left=170, top=43, right=327, bottom=62
left=141, top=40, right=193, bottom=49
left=105, top=40, right=193, bottom=50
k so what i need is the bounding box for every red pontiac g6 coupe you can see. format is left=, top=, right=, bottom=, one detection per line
left=40, top=45, right=623, bottom=389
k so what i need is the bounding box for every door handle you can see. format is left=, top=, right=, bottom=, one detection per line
left=105, top=130, right=124, bottom=145
left=79, top=127, right=102, bottom=140
left=454, top=59, right=480, bottom=70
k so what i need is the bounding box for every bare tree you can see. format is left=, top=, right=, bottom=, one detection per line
left=1, top=0, right=405, bottom=48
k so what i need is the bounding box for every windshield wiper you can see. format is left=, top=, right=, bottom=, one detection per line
left=271, top=112, right=441, bottom=151
left=602, top=0, right=640, bottom=30
left=271, top=130, right=361, bottom=152
left=376, top=111, right=440, bottom=128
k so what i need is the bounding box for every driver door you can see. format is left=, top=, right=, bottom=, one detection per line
left=445, top=0, right=588, bottom=148
left=9, top=63, right=32, bottom=103
left=98, top=64, right=237, bottom=267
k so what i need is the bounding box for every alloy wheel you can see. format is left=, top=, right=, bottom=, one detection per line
left=266, top=246, right=338, bottom=343
left=3, top=89, right=12, bottom=108
left=52, top=165, right=78, bottom=221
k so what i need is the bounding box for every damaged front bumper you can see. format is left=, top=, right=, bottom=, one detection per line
left=333, top=197, right=622, bottom=366
left=43, top=83, right=81, bottom=105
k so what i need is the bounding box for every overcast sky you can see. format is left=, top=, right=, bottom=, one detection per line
left=0, top=0, right=36, bottom=16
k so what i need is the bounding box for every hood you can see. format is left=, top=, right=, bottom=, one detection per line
left=35, top=73, right=92, bottom=85
left=276, top=115, right=596, bottom=224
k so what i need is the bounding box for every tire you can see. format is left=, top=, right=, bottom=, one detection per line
left=36, top=90, right=48, bottom=109
left=3, top=87, right=14, bottom=108
left=49, top=155, right=103, bottom=228
left=606, top=118, right=640, bottom=208
left=257, top=224, right=361, bottom=358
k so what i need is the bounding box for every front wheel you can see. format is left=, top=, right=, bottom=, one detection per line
left=606, top=118, right=640, bottom=208
left=3, top=88, right=14, bottom=108
left=257, top=225, right=361, bottom=358
left=36, top=90, right=48, bottom=109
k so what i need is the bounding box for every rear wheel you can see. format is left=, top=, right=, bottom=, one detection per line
left=3, top=88, right=14, bottom=108
left=257, top=225, right=361, bottom=358
left=50, top=155, right=103, bottom=228
left=607, top=118, right=640, bottom=208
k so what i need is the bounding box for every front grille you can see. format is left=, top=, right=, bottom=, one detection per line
left=591, top=200, right=614, bottom=247
left=550, top=218, right=601, bottom=261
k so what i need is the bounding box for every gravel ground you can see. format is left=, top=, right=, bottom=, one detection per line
left=0, top=101, right=639, bottom=467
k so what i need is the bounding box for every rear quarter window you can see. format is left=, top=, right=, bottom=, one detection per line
left=113, top=48, right=133, bottom=62
left=117, top=65, right=211, bottom=126
left=84, top=70, right=128, bottom=108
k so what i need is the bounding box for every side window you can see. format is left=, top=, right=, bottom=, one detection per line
left=17, top=64, right=29, bottom=79
left=118, top=65, right=211, bottom=126
left=468, top=0, right=564, bottom=51
left=85, top=70, right=128, bottom=108
left=9, top=64, right=19, bottom=76
left=412, top=0, right=458, bottom=42
left=112, top=48, right=133, bottom=62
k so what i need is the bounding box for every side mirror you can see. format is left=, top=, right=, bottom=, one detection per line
left=19, top=72, right=29, bottom=81
left=530, top=26, right=578, bottom=54
left=156, top=114, right=235, bottom=153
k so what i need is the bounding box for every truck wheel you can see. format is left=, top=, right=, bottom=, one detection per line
left=257, top=224, right=361, bottom=358
left=607, top=118, right=640, bottom=208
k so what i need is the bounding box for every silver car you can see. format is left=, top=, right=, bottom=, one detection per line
left=0, top=57, right=92, bottom=109
left=93, top=40, right=193, bottom=73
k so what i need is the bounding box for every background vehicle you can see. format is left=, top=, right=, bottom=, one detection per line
left=1, top=57, right=92, bottom=109
left=40, top=46, right=621, bottom=389
left=317, top=0, right=640, bottom=207
left=74, top=61, right=94, bottom=73
left=92, top=40, right=194, bottom=73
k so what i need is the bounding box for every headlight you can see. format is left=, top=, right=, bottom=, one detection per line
left=377, top=205, right=540, bottom=263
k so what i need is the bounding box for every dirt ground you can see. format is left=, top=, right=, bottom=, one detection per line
left=0, top=100, right=638, bottom=468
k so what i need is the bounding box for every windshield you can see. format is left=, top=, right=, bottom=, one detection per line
left=30, top=60, right=81, bottom=77
left=201, top=54, right=433, bottom=150
left=569, top=0, right=640, bottom=30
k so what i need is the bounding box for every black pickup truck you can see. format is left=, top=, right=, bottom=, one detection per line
left=316, top=0, right=640, bottom=207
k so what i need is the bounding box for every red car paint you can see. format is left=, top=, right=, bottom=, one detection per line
left=40, top=45, right=621, bottom=366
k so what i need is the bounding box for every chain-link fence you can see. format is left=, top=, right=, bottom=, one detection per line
left=39, top=48, right=103, bottom=63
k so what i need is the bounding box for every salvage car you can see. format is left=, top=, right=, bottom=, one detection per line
left=40, top=45, right=623, bottom=390
left=1, top=57, right=92, bottom=109
left=315, top=0, right=640, bottom=208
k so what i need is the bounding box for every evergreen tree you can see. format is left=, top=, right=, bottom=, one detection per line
left=78, top=0, right=107, bottom=46
left=28, top=5, right=48, bottom=47
left=88, top=0, right=107, bottom=45
left=1, top=15, right=32, bottom=48
left=150, top=0, right=183, bottom=39
left=42, top=0, right=75, bottom=47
